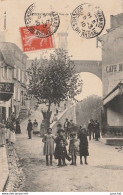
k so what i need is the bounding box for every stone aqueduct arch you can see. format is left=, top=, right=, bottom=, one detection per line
left=58, top=33, right=102, bottom=80
left=73, top=60, right=102, bottom=80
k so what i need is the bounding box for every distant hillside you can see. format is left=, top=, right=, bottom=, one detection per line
left=76, top=95, right=103, bottom=127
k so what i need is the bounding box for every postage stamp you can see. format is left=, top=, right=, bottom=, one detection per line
left=24, top=3, right=60, bottom=38
left=20, top=25, right=54, bottom=52
left=71, top=3, right=105, bottom=39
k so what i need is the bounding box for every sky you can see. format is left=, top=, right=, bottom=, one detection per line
left=0, top=0, right=122, bottom=100
left=76, top=72, right=102, bottom=101
left=0, top=0, right=123, bottom=60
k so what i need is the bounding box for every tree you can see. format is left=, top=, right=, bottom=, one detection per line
left=76, top=95, right=103, bottom=127
left=27, top=49, right=82, bottom=130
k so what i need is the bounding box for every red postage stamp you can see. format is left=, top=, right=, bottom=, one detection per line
left=20, top=25, right=54, bottom=52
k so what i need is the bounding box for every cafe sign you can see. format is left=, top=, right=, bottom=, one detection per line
left=106, top=63, right=123, bottom=73
left=0, top=82, right=14, bottom=101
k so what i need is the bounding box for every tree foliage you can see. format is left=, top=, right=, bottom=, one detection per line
left=27, top=49, right=82, bottom=110
left=76, top=95, right=103, bottom=127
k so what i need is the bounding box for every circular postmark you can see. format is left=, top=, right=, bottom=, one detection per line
left=24, top=3, right=60, bottom=38
left=71, top=3, right=105, bottom=39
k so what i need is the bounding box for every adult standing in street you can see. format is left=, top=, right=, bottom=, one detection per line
left=64, top=118, right=70, bottom=139
left=15, top=118, right=21, bottom=134
left=27, top=119, right=33, bottom=139
left=9, top=120, right=16, bottom=144
left=0, top=121, right=5, bottom=147
left=78, top=127, right=89, bottom=165
left=33, top=119, right=39, bottom=134
left=68, top=119, right=74, bottom=139
left=88, top=119, right=94, bottom=140
left=95, top=120, right=100, bottom=141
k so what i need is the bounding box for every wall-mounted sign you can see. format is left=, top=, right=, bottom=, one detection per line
left=0, top=82, right=14, bottom=93
left=0, top=82, right=14, bottom=101
left=106, top=63, right=123, bottom=73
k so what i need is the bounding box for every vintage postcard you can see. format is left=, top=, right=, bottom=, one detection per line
left=0, top=0, right=123, bottom=193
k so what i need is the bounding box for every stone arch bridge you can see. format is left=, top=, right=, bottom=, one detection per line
left=73, top=60, right=102, bottom=80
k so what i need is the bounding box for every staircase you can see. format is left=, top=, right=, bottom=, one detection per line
left=18, top=106, right=30, bottom=121
left=51, top=103, right=76, bottom=135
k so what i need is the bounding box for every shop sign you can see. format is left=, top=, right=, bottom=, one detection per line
left=0, top=83, right=14, bottom=101
left=106, top=63, right=123, bottom=73
left=0, top=82, right=14, bottom=94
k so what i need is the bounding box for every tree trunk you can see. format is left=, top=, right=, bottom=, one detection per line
left=42, top=102, right=52, bottom=132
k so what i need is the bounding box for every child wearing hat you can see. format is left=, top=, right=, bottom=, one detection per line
left=54, top=128, right=68, bottom=166
left=69, top=131, right=79, bottom=165
left=42, top=128, right=55, bottom=166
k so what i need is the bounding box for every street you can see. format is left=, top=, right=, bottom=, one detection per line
left=5, top=109, right=123, bottom=192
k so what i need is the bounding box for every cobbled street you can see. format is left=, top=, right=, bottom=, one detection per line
left=5, top=109, right=123, bottom=192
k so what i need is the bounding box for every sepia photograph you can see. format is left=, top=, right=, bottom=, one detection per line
left=0, top=0, right=123, bottom=193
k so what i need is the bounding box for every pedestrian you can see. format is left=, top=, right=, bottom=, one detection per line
left=56, top=123, right=62, bottom=135
left=42, top=128, right=55, bottom=166
left=33, top=119, right=39, bottom=134
left=0, top=121, right=5, bottom=147
left=27, top=119, right=33, bottom=139
left=78, top=128, right=89, bottom=165
left=15, top=118, right=21, bottom=134
left=69, top=131, right=79, bottom=165
left=94, top=120, right=100, bottom=141
left=64, top=103, right=66, bottom=110
left=68, top=119, right=74, bottom=139
left=88, top=119, right=94, bottom=140
left=64, top=118, right=70, bottom=139
left=9, top=120, right=16, bottom=144
left=54, top=129, right=68, bottom=166
left=11, top=112, right=16, bottom=122
left=56, top=108, right=58, bottom=115
left=5, top=119, right=10, bottom=143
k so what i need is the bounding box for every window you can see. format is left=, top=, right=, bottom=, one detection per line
left=4, top=67, right=7, bottom=79
left=13, top=86, right=16, bottom=99
left=16, top=87, right=18, bottom=100
left=18, top=68, right=21, bottom=81
left=6, top=68, right=11, bottom=80
left=13, top=65, right=17, bottom=79
left=2, top=67, right=4, bottom=78
left=22, top=71, right=25, bottom=83
left=6, top=68, right=9, bottom=80
left=18, top=88, right=21, bottom=101
left=16, top=68, right=18, bottom=80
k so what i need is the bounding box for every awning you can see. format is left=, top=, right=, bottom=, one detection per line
left=103, top=82, right=123, bottom=105
left=0, top=82, right=14, bottom=101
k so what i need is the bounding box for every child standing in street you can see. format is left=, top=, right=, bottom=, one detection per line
left=42, top=128, right=55, bottom=166
left=69, top=132, right=79, bottom=165
left=78, top=128, right=89, bottom=165
left=54, top=129, right=68, bottom=166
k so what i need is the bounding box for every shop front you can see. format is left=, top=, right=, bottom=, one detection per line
left=102, top=83, right=123, bottom=138
left=0, top=82, right=14, bottom=122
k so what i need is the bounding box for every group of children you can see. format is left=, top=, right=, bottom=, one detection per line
left=42, top=124, right=89, bottom=166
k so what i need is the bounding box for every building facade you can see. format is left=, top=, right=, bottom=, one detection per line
left=99, top=13, right=123, bottom=138
left=0, top=42, right=28, bottom=122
